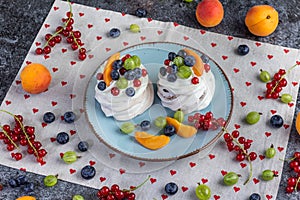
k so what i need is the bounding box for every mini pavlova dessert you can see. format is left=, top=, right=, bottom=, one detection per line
left=157, top=48, right=215, bottom=114
left=95, top=53, right=154, bottom=121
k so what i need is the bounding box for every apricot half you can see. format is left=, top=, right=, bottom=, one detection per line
left=183, top=48, right=204, bottom=77
left=16, top=196, right=36, bottom=200
left=195, top=0, right=224, bottom=28
left=135, top=131, right=170, bottom=150
left=103, top=52, right=120, bottom=86
left=245, top=5, right=279, bottom=37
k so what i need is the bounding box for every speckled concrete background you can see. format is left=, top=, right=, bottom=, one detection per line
left=0, top=0, right=299, bottom=199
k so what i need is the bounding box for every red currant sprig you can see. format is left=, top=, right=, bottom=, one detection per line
left=265, top=62, right=300, bottom=99
left=188, top=111, right=225, bottom=131
left=0, top=110, right=47, bottom=164
left=284, top=151, right=300, bottom=193
left=35, top=0, right=87, bottom=60
left=223, top=128, right=257, bottom=185
left=96, top=175, right=150, bottom=200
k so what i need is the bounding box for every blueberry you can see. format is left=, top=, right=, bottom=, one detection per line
left=168, top=52, right=177, bottom=61
left=23, top=182, right=34, bottom=193
left=56, top=132, right=69, bottom=144
left=249, top=193, right=261, bottom=200
left=81, top=165, right=96, bottom=180
left=78, top=141, right=89, bottom=152
left=43, top=112, right=55, bottom=124
left=160, top=67, right=167, bottom=76
left=270, top=115, right=284, bottom=128
left=135, top=8, right=147, bottom=18
left=124, top=70, right=136, bottom=80
left=109, top=28, right=121, bottom=38
left=140, top=120, right=151, bottom=131
left=201, top=54, right=210, bottom=63
left=165, top=182, right=178, bottom=195
left=167, top=73, right=177, bottom=82
left=8, top=179, right=19, bottom=188
left=164, top=125, right=176, bottom=136
left=112, top=60, right=123, bottom=70
left=184, top=55, right=196, bottom=67
left=133, top=68, right=142, bottom=79
left=177, top=49, right=187, bottom=58
left=125, top=87, right=135, bottom=97
left=237, top=44, right=250, bottom=56
left=110, top=70, right=120, bottom=80
left=16, top=175, right=28, bottom=185
left=64, top=111, right=76, bottom=123
left=97, top=81, right=106, bottom=91
left=170, top=64, right=178, bottom=73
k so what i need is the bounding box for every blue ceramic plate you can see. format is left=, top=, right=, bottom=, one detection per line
left=85, top=42, right=233, bottom=161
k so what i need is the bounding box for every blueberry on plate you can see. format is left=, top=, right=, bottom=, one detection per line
left=140, top=120, right=151, bottom=131
left=108, top=28, right=121, bottom=38
left=135, top=8, right=147, bottom=18
left=184, top=55, right=196, bottom=67
left=249, top=193, right=261, bottom=200
left=164, top=125, right=176, bottom=136
left=56, top=132, right=69, bottom=144
left=165, top=182, right=178, bottom=195
left=64, top=111, right=76, bottom=123
left=97, top=81, right=106, bottom=91
left=168, top=52, right=177, bottom=61
left=43, top=112, right=55, bottom=123
left=270, top=115, right=284, bottom=128
left=78, top=141, right=89, bottom=152
left=81, top=165, right=96, bottom=180
left=237, top=44, right=250, bottom=56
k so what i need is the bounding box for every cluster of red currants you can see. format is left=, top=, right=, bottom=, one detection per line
left=35, top=11, right=86, bottom=60
left=188, top=111, right=226, bottom=131
left=223, top=130, right=257, bottom=162
left=97, top=184, right=136, bottom=200
left=265, top=69, right=287, bottom=99
left=0, top=114, right=47, bottom=165
left=285, top=152, right=300, bottom=193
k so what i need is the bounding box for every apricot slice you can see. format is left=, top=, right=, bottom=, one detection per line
left=296, top=112, right=300, bottom=135
left=195, top=0, right=224, bottom=28
left=20, top=63, right=51, bottom=94
left=245, top=5, right=279, bottom=37
left=135, top=131, right=170, bottom=150
left=103, top=52, right=120, bottom=86
left=16, top=196, right=36, bottom=200
left=166, top=117, right=197, bottom=138
left=183, top=48, right=204, bottom=77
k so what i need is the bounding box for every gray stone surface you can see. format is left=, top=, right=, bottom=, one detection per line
left=0, top=0, right=299, bottom=199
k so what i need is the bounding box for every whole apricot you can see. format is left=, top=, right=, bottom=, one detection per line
left=296, top=112, right=300, bottom=135
left=245, top=5, right=279, bottom=36
left=195, top=0, right=224, bottom=28
left=20, top=63, right=52, bottom=94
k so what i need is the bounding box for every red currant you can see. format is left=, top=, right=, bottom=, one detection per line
left=248, top=152, right=257, bottom=161
left=164, top=59, right=171, bottom=66
left=73, top=31, right=81, bottom=38
left=71, top=43, right=78, bottom=50
left=133, top=79, right=141, bottom=87
left=236, top=153, right=245, bottom=162
left=231, top=130, right=239, bottom=138
left=45, top=33, right=52, bottom=41
left=286, top=186, right=294, bottom=193
left=78, top=53, right=87, bottom=61
left=43, top=46, right=51, bottom=54
left=287, top=177, right=297, bottom=186
left=191, top=77, right=199, bottom=84
left=35, top=48, right=43, bottom=55
left=111, top=87, right=120, bottom=96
